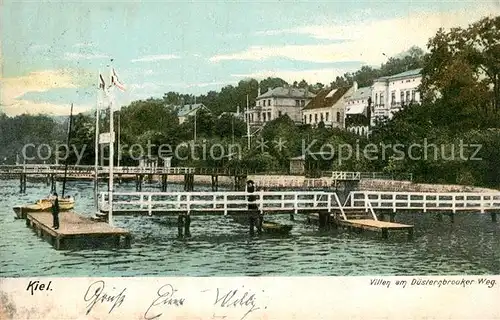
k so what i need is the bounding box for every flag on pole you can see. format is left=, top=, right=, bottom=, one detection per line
left=99, top=74, right=106, bottom=90
left=110, top=68, right=126, bottom=91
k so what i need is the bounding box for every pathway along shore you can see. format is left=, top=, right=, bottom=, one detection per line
left=138, top=174, right=498, bottom=193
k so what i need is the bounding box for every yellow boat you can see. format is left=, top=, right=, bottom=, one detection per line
left=13, top=196, right=75, bottom=219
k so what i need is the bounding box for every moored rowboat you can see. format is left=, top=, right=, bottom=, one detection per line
left=13, top=197, right=75, bottom=219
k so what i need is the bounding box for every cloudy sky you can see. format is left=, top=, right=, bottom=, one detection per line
left=1, top=0, right=498, bottom=116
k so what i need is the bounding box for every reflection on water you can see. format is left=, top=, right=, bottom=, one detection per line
left=0, top=179, right=498, bottom=277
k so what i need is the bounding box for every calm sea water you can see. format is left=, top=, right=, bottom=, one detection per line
left=0, top=179, right=499, bottom=277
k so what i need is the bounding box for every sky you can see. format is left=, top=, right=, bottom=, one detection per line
left=1, top=0, right=499, bottom=116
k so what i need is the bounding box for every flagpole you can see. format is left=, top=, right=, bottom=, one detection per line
left=94, top=71, right=100, bottom=212
left=108, top=65, right=115, bottom=227
left=246, top=94, right=250, bottom=149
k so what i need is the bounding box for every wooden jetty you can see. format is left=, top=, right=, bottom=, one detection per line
left=306, top=210, right=414, bottom=240
left=336, top=219, right=414, bottom=240
left=25, top=211, right=131, bottom=250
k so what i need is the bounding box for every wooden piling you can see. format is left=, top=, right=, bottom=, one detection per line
left=19, top=173, right=27, bottom=193
left=256, top=213, right=263, bottom=235
left=318, top=212, right=328, bottom=229
left=449, top=212, right=455, bottom=223
left=407, top=228, right=414, bottom=240
left=161, top=174, right=168, bottom=192
left=135, top=174, right=143, bottom=191
left=184, top=215, right=191, bottom=237
left=177, top=215, right=184, bottom=238
left=211, top=175, right=218, bottom=191
left=491, top=212, right=497, bottom=223
left=381, top=228, right=388, bottom=239
left=389, top=213, right=395, bottom=222
left=249, top=214, right=255, bottom=236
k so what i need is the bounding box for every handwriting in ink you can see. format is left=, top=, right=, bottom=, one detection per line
left=214, top=287, right=261, bottom=320
left=144, top=284, right=186, bottom=320
left=83, top=280, right=126, bottom=315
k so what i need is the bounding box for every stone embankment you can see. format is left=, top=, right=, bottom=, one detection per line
left=150, top=174, right=499, bottom=192
left=359, top=179, right=498, bottom=193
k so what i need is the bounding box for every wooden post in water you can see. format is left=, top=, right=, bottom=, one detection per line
left=407, top=228, right=414, bottom=241
left=184, top=215, right=191, bottom=237
left=249, top=213, right=255, bottom=236
left=211, top=175, right=218, bottom=191
left=51, top=174, right=56, bottom=193
left=381, top=228, right=388, bottom=239
left=491, top=212, right=497, bottom=223
left=161, top=175, right=168, bottom=192
left=318, top=212, right=328, bottom=230
left=135, top=174, right=143, bottom=192
left=177, top=215, right=184, bottom=238
left=449, top=212, right=455, bottom=223
left=389, top=212, right=396, bottom=222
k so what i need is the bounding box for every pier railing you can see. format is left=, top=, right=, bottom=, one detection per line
left=345, top=191, right=500, bottom=213
left=99, top=191, right=344, bottom=216
left=330, top=171, right=413, bottom=181
left=0, top=164, right=195, bottom=175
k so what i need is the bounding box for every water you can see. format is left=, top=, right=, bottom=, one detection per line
left=0, top=179, right=499, bottom=277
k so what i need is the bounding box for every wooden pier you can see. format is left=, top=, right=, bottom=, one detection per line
left=25, top=211, right=131, bottom=250
left=336, top=219, right=414, bottom=240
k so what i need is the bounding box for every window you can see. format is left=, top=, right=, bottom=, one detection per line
left=309, top=114, right=312, bottom=123
left=268, top=99, right=271, bottom=106
left=263, top=100, right=266, bottom=107
left=406, top=90, right=411, bottom=102
left=303, top=116, right=306, bottom=123
left=375, top=93, right=378, bottom=105
left=391, top=91, right=396, bottom=104
left=400, top=91, right=405, bottom=103
left=268, top=112, right=271, bottom=120
left=301, top=100, right=305, bottom=107
left=295, top=100, right=300, bottom=107
left=314, top=114, right=318, bottom=123
left=380, top=92, right=385, bottom=106
left=326, top=112, right=329, bottom=122
left=336, top=112, right=340, bottom=122
left=320, top=113, right=324, bottom=122
left=263, top=113, right=266, bottom=122
left=278, top=111, right=282, bottom=117
left=411, top=90, right=416, bottom=101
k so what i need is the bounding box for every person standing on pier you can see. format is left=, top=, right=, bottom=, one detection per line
left=247, top=180, right=263, bottom=235
left=51, top=192, right=60, bottom=229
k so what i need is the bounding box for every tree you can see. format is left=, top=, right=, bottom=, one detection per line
left=421, top=17, right=500, bottom=114
left=259, top=77, right=288, bottom=94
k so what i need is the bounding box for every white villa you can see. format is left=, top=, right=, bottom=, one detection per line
left=245, top=87, right=315, bottom=126
left=371, top=68, right=422, bottom=125
left=302, top=85, right=353, bottom=128
left=344, top=85, right=372, bottom=136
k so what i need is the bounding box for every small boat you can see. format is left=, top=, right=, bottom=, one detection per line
left=13, top=196, right=75, bottom=219
left=232, top=215, right=293, bottom=235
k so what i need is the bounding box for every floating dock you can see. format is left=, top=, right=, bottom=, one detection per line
left=26, top=212, right=131, bottom=250
left=307, top=212, right=414, bottom=240
left=336, top=219, right=414, bottom=240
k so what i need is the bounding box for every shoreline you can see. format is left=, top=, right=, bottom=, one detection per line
left=2, top=174, right=498, bottom=193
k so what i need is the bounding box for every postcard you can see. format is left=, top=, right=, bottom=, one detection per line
left=1, top=0, right=499, bottom=319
